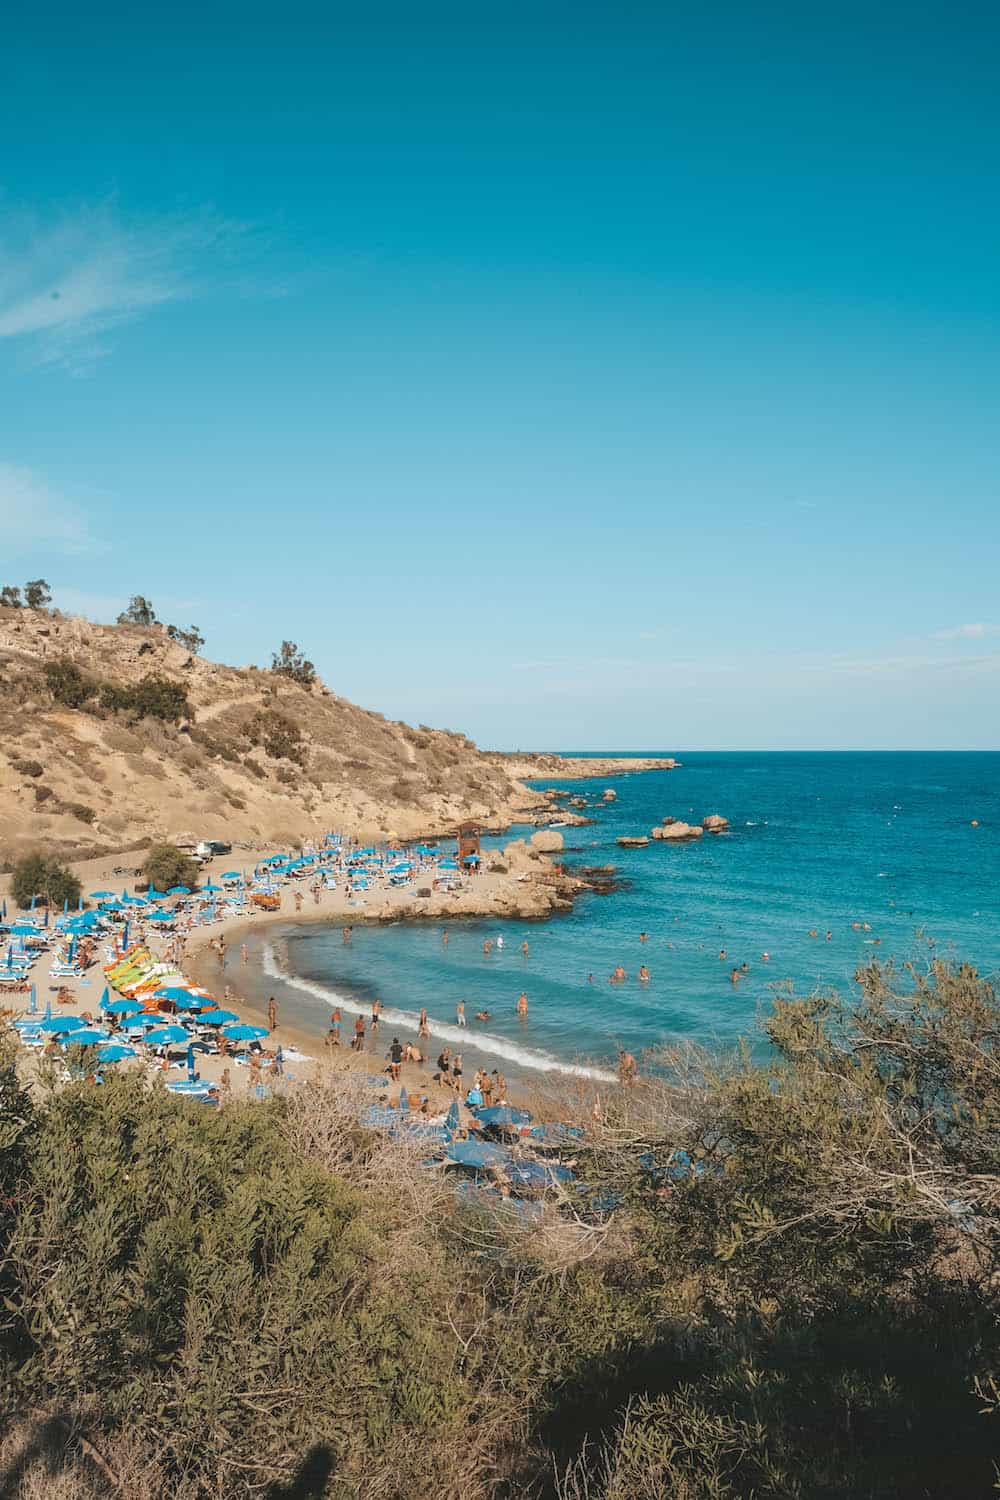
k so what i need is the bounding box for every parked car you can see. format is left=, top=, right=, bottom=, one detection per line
left=195, top=839, right=232, bottom=860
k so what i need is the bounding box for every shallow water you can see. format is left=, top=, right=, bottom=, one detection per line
left=272, top=753, right=999, bottom=1075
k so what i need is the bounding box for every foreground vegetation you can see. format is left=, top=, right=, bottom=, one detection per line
left=1, top=960, right=997, bottom=1497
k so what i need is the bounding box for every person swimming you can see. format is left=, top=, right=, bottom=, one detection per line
left=638, top=965, right=650, bottom=982
left=475, top=1009, right=491, bottom=1021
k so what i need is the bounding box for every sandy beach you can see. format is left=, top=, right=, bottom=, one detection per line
left=2, top=840, right=583, bottom=1114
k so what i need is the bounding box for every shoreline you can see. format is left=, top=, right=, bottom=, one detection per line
left=186, top=918, right=619, bottom=1100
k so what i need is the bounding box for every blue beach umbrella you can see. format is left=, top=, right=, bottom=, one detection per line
left=202, top=881, right=222, bottom=893
left=221, top=870, right=241, bottom=880
left=166, top=886, right=191, bottom=896
left=105, top=997, right=144, bottom=1015
left=444, top=1140, right=513, bottom=1169
left=445, top=1099, right=461, bottom=1133
left=474, top=1105, right=533, bottom=1129
left=39, top=1015, right=87, bottom=1034
left=62, top=1028, right=110, bottom=1046
left=30, top=893, right=36, bottom=911
left=399, top=1087, right=409, bottom=1112
left=28, top=984, right=37, bottom=1014
left=89, top=890, right=115, bottom=901
left=97, top=1042, right=137, bottom=1062
left=152, top=986, right=199, bottom=1004
left=122, top=1013, right=168, bottom=1030
left=221, top=1023, right=268, bottom=1041
left=505, top=1160, right=575, bottom=1189
left=9, top=924, right=37, bottom=936
left=99, top=986, right=110, bottom=1008
left=172, top=994, right=204, bottom=1011
left=198, top=1009, right=238, bottom=1025
left=145, top=1025, right=190, bottom=1046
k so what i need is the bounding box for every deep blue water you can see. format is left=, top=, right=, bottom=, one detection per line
left=273, top=753, right=999, bottom=1079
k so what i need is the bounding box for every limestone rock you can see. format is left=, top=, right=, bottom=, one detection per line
left=652, top=821, right=701, bottom=841
left=531, top=829, right=564, bottom=853
left=703, top=813, right=730, bottom=833
left=617, top=835, right=649, bottom=847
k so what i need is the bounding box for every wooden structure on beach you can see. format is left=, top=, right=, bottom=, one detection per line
left=456, top=820, right=481, bottom=870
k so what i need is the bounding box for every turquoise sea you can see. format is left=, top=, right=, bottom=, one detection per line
left=264, top=753, right=999, bottom=1081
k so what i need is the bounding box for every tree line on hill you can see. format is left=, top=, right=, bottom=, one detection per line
left=0, top=956, right=997, bottom=1497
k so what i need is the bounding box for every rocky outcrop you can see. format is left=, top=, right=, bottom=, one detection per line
left=702, top=814, right=729, bottom=833
left=530, top=829, right=565, bottom=853
left=652, top=821, right=702, bottom=841
left=617, top=835, right=649, bottom=847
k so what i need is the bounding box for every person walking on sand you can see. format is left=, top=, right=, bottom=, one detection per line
left=388, top=1037, right=403, bottom=1082
left=241, top=943, right=248, bottom=965
left=452, top=1054, right=463, bottom=1089
left=456, top=999, right=466, bottom=1027
left=267, top=996, right=277, bottom=1032
left=436, top=1047, right=451, bottom=1084
left=618, top=1049, right=638, bottom=1086
left=352, top=1015, right=365, bottom=1052
left=517, top=991, right=528, bottom=1018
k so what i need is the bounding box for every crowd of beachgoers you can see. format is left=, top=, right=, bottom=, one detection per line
left=0, top=833, right=602, bottom=1213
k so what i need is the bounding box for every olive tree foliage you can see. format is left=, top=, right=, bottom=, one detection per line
left=1, top=579, right=51, bottom=609
left=117, top=595, right=157, bottom=626
left=166, top=622, right=205, bottom=653
left=10, top=853, right=81, bottom=910
left=270, top=639, right=317, bottom=686
left=142, top=844, right=200, bottom=892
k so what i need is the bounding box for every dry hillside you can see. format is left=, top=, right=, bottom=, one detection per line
left=0, top=607, right=546, bottom=862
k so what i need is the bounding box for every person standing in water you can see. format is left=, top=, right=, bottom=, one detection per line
left=521, top=939, right=529, bottom=958
left=371, top=997, right=382, bottom=1032
left=456, top=999, right=466, bottom=1027
left=517, top=991, right=528, bottom=1019
left=442, top=930, right=449, bottom=946
left=418, top=1007, right=430, bottom=1039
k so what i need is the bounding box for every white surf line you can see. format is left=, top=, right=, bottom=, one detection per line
left=262, top=944, right=616, bottom=1083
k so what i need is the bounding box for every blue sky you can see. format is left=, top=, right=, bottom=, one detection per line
left=2, top=2, right=998, bottom=749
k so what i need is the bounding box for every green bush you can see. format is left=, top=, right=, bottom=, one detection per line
left=246, top=709, right=307, bottom=765
left=100, top=675, right=190, bottom=722
left=143, top=844, right=200, bottom=892
left=43, top=658, right=95, bottom=709
left=9, top=851, right=81, bottom=909
left=270, top=639, right=317, bottom=686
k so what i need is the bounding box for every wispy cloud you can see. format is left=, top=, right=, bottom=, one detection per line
left=933, top=622, right=1000, bottom=641
left=0, top=203, right=250, bottom=371
left=0, top=462, right=104, bottom=554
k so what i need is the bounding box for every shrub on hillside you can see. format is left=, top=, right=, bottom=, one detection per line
left=269, top=639, right=316, bottom=686
left=12, top=759, right=43, bottom=777
left=43, top=658, right=95, bottom=709
left=246, top=709, right=307, bottom=765
left=143, top=844, right=200, bottom=892
left=10, top=851, right=81, bottom=909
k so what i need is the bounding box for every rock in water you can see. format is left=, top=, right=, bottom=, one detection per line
left=652, top=821, right=702, bottom=841
left=702, top=813, right=729, bottom=833
left=531, top=830, right=565, bottom=853
left=617, top=836, right=649, bottom=847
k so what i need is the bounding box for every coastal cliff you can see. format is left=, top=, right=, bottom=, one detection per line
left=0, top=607, right=675, bottom=864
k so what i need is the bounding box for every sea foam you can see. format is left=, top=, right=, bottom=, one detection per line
left=262, top=943, right=616, bottom=1082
